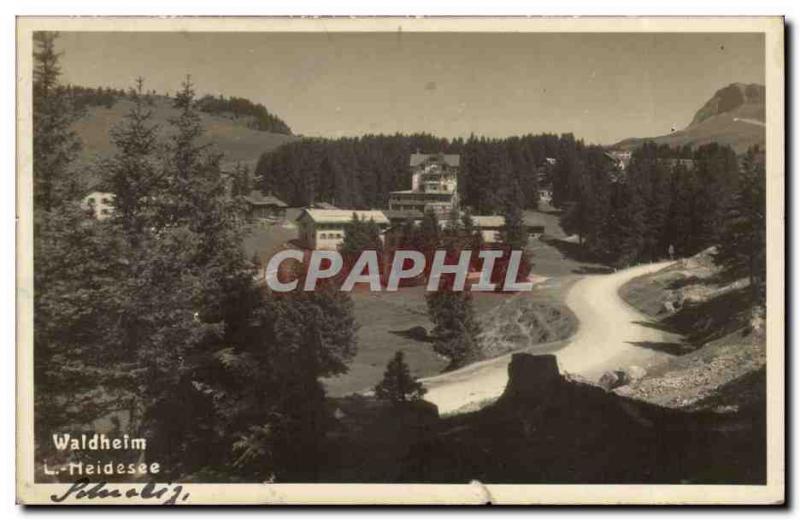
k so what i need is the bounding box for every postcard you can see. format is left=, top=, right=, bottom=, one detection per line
left=16, top=16, right=785, bottom=505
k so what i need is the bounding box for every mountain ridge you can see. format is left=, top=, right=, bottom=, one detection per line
left=613, top=83, right=765, bottom=154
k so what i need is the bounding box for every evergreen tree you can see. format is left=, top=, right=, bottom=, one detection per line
left=340, top=212, right=382, bottom=257
left=374, top=351, right=427, bottom=403
left=226, top=287, right=358, bottom=480
left=418, top=207, right=441, bottom=253
left=33, top=31, right=82, bottom=212
left=230, top=161, right=253, bottom=198
left=501, top=186, right=527, bottom=251
left=445, top=204, right=463, bottom=235
left=461, top=206, right=476, bottom=236
left=105, top=77, right=161, bottom=243
left=426, top=290, right=481, bottom=370
left=614, top=181, right=648, bottom=267
left=714, top=146, right=766, bottom=298
left=32, top=32, right=135, bottom=468
left=127, top=77, right=255, bottom=477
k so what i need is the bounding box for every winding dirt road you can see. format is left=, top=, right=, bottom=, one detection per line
left=421, top=261, right=682, bottom=415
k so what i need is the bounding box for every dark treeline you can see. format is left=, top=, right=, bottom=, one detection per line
left=61, top=84, right=293, bottom=136
left=63, top=85, right=127, bottom=110
left=255, top=133, right=563, bottom=211
left=195, top=94, right=292, bottom=134
left=257, top=133, right=765, bottom=291
left=559, top=141, right=764, bottom=279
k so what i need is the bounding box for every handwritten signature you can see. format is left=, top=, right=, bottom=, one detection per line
left=50, top=479, right=189, bottom=505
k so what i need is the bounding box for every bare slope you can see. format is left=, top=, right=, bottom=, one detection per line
left=617, top=248, right=766, bottom=410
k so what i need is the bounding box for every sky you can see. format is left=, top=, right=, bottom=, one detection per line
left=56, top=31, right=764, bottom=145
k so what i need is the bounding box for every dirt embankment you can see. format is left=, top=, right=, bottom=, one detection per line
left=617, top=248, right=766, bottom=411
left=477, top=295, right=577, bottom=359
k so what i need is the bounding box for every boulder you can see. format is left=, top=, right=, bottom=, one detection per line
left=627, top=365, right=647, bottom=382
left=598, top=370, right=630, bottom=391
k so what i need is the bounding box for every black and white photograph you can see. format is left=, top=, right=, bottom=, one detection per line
left=14, top=16, right=785, bottom=505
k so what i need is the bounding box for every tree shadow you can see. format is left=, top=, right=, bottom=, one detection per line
left=388, top=326, right=433, bottom=343
left=572, top=265, right=615, bottom=274
left=632, top=319, right=680, bottom=334
left=626, top=340, right=693, bottom=356
left=539, top=236, right=614, bottom=274
left=663, top=287, right=754, bottom=345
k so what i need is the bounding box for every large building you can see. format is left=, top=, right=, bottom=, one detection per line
left=388, top=153, right=460, bottom=218
left=296, top=209, right=390, bottom=250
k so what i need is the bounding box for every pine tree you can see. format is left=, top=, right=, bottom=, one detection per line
left=426, top=290, right=481, bottom=370
left=116, top=76, right=256, bottom=478
left=32, top=33, right=136, bottom=467
left=106, top=77, right=161, bottom=243
left=615, top=180, right=648, bottom=267
left=419, top=207, right=441, bottom=253
left=33, top=31, right=83, bottom=212
left=230, top=161, right=253, bottom=198
left=714, top=146, right=766, bottom=299
left=374, top=351, right=427, bottom=403
left=340, top=212, right=382, bottom=257
left=445, top=204, right=463, bottom=235
left=225, top=287, right=358, bottom=479
left=501, top=186, right=527, bottom=251
left=461, top=207, right=476, bottom=236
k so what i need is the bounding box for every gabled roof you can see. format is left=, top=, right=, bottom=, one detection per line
left=296, top=209, right=390, bottom=225
left=244, top=190, right=288, bottom=208
left=409, top=153, right=460, bottom=168
left=82, top=191, right=115, bottom=201
left=437, top=215, right=505, bottom=229
left=311, top=201, right=338, bottom=209
left=245, top=190, right=287, bottom=207
left=471, top=215, right=505, bottom=228
left=383, top=209, right=424, bottom=221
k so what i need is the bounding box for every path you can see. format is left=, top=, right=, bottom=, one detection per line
left=421, top=261, right=681, bottom=414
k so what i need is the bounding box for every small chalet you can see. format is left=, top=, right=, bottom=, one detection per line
left=244, top=190, right=287, bottom=220
left=81, top=191, right=115, bottom=221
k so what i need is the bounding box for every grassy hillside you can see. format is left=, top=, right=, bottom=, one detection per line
left=73, top=95, right=298, bottom=183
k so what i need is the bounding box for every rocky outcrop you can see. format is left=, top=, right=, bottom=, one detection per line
left=690, top=83, right=765, bottom=127
left=496, top=353, right=563, bottom=407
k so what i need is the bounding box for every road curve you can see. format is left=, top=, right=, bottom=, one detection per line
left=420, top=261, right=681, bottom=415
